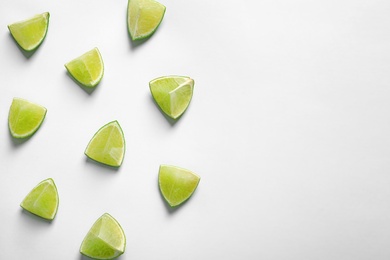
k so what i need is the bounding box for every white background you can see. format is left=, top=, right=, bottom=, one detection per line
left=1, top=0, right=390, bottom=259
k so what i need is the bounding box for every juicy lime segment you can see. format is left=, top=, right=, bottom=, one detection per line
left=20, top=178, right=59, bottom=220
left=65, top=48, right=104, bottom=88
left=8, top=98, right=47, bottom=139
left=8, top=12, right=50, bottom=51
left=80, top=213, right=126, bottom=260
left=150, top=76, right=194, bottom=119
left=85, top=121, right=125, bottom=167
left=127, top=0, right=166, bottom=40
left=159, top=165, right=200, bottom=207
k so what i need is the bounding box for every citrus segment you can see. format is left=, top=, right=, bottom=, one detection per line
left=85, top=121, right=125, bottom=167
left=8, top=98, right=47, bottom=139
left=65, top=48, right=104, bottom=88
left=150, top=76, right=194, bottom=119
left=20, top=178, right=59, bottom=220
left=127, top=0, right=166, bottom=40
left=8, top=12, right=50, bottom=51
left=80, top=213, right=126, bottom=260
left=158, top=165, right=200, bottom=207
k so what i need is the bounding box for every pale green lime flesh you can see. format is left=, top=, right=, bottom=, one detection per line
left=158, top=165, right=200, bottom=207
left=85, top=121, right=125, bottom=167
left=8, top=97, right=47, bottom=139
left=8, top=12, right=50, bottom=51
left=65, top=47, right=104, bottom=88
left=80, top=213, right=126, bottom=260
left=149, top=76, right=194, bottom=119
left=127, top=0, right=166, bottom=40
left=20, top=178, right=59, bottom=220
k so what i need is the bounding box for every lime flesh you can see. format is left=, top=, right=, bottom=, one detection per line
left=150, top=76, right=194, bottom=119
left=80, top=213, right=126, bottom=260
left=20, top=178, right=59, bottom=220
left=65, top=47, right=104, bottom=88
left=8, top=98, right=47, bottom=139
left=8, top=12, right=50, bottom=51
left=159, top=165, right=200, bottom=207
left=127, top=0, right=166, bottom=40
left=85, top=121, right=125, bottom=167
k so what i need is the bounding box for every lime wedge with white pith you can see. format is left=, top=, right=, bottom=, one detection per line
left=127, top=0, right=166, bottom=40
left=85, top=121, right=125, bottom=167
left=150, top=76, right=194, bottom=119
left=8, top=98, right=47, bottom=139
left=20, top=178, right=59, bottom=220
left=8, top=12, right=50, bottom=52
left=65, top=48, right=104, bottom=88
left=158, top=165, right=200, bottom=207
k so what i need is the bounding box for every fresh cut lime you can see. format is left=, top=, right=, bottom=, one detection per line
left=80, top=213, right=126, bottom=260
left=8, top=97, right=47, bottom=139
left=20, top=178, right=59, bottom=220
left=127, top=0, right=166, bottom=40
left=85, top=121, right=125, bottom=167
left=150, top=76, right=194, bottom=119
left=8, top=12, right=50, bottom=52
left=65, top=48, right=104, bottom=88
left=159, top=165, right=200, bottom=207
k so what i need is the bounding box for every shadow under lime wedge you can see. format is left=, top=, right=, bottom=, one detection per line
left=127, top=0, right=166, bottom=41
left=65, top=48, right=104, bottom=88
left=85, top=121, right=125, bottom=167
left=158, top=165, right=200, bottom=207
left=150, top=76, right=194, bottom=119
left=8, top=98, right=47, bottom=139
left=20, top=178, right=59, bottom=221
left=8, top=12, right=50, bottom=52
left=80, top=213, right=126, bottom=260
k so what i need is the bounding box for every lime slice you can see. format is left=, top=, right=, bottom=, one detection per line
left=150, top=76, right=194, bottom=119
left=85, top=121, right=125, bottom=167
left=65, top=48, right=104, bottom=88
left=20, top=178, right=59, bottom=220
left=8, top=12, right=50, bottom=52
left=80, top=213, right=126, bottom=260
left=8, top=97, right=47, bottom=139
left=127, top=0, right=166, bottom=40
left=158, top=165, right=200, bottom=207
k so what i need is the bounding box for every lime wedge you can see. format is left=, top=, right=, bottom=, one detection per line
left=80, top=213, right=126, bottom=260
left=8, top=98, right=47, bottom=139
left=20, top=178, right=59, bottom=220
left=8, top=12, right=50, bottom=52
left=85, top=121, right=125, bottom=167
left=158, top=165, right=200, bottom=207
left=65, top=48, right=104, bottom=88
left=127, top=0, right=166, bottom=40
left=150, top=76, right=194, bottom=119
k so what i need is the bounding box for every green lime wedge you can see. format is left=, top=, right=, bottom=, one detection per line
left=20, top=178, right=59, bottom=220
left=8, top=12, right=50, bottom=52
left=158, top=165, right=200, bottom=207
left=65, top=48, right=104, bottom=88
left=85, top=121, right=125, bottom=167
left=8, top=97, right=47, bottom=139
left=127, top=0, right=166, bottom=41
left=150, top=76, right=194, bottom=119
left=80, top=213, right=126, bottom=260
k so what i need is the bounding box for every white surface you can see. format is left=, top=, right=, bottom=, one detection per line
left=1, top=0, right=390, bottom=259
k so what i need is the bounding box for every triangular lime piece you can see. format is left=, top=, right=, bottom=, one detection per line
left=149, top=76, right=194, bottom=119
left=80, top=213, right=126, bottom=260
left=85, top=121, right=125, bottom=167
left=158, top=165, right=200, bottom=207
left=20, top=178, right=59, bottom=220
left=127, top=0, right=166, bottom=41
left=65, top=47, right=104, bottom=88
left=8, top=12, right=50, bottom=52
left=8, top=97, right=47, bottom=139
